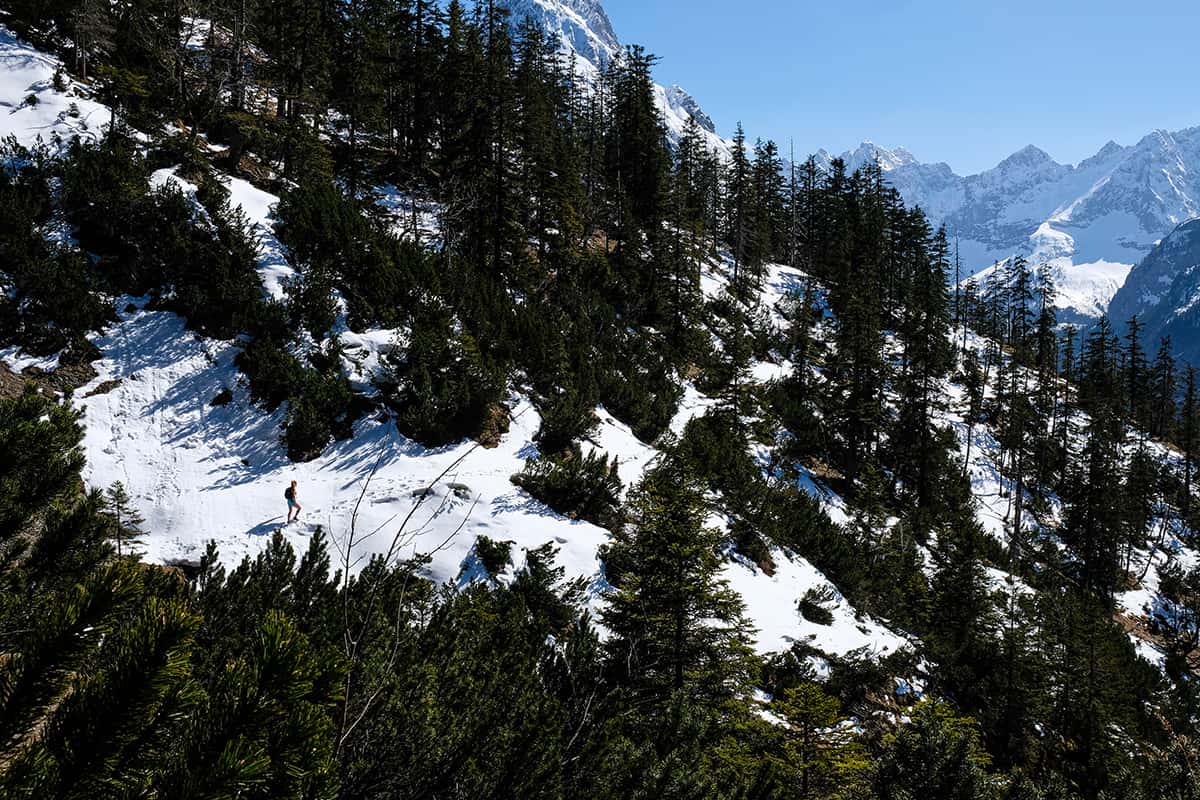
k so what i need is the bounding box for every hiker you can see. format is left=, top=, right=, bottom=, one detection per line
left=285, top=480, right=301, bottom=523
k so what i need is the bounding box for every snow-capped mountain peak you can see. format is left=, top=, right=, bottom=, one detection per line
left=497, top=0, right=729, bottom=153
left=996, top=143, right=1058, bottom=170
left=846, top=141, right=920, bottom=172
left=502, top=0, right=619, bottom=73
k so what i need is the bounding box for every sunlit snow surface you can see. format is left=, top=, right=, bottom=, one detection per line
left=0, top=25, right=109, bottom=148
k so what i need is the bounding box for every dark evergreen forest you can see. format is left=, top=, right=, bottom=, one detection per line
left=1, top=2, right=1199, bottom=798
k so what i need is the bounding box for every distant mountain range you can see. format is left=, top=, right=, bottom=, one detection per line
left=824, top=132, right=1200, bottom=324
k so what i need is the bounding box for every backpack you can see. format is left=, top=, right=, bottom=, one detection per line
left=284, top=486, right=294, bottom=501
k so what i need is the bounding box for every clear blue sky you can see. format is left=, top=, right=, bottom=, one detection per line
left=602, top=0, right=1200, bottom=174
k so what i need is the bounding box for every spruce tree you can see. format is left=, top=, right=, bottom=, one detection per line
left=601, top=458, right=756, bottom=714
left=724, top=123, right=753, bottom=299
left=1181, top=366, right=1199, bottom=529
left=1149, top=336, right=1177, bottom=441
left=104, top=480, right=143, bottom=557
left=770, top=683, right=869, bottom=799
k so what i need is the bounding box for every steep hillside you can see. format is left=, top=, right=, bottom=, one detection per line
left=0, top=21, right=899, bottom=660
left=3, top=5, right=1200, bottom=798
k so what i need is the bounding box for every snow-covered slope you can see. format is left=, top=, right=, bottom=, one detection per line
left=0, top=24, right=109, bottom=148
left=497, top=0, right=730, bottom=153
left=66, top=232, right=903, bottom=659
left=824, top=131, right=1200, bottom=323
left=70, top=284, right=902, bottom=659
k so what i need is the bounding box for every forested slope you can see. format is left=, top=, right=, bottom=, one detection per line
left=1, top=3, right=1199, bottom=798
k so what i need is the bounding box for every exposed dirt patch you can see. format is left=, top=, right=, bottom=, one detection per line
left=1115, top=610, right=1200, bottom=676
left=0, top=361, right=27, bottom=399
left=0, top=359, right=98, bottom=398
left=21, top=362, right=99, bottom=394
left=84, top=379, right=122, bottom=398
left=477, top=403, right=511, bottom=449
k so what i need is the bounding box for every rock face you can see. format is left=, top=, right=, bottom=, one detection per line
left=661, top=84, right=716, bottom=135
left=821, top=129, right=1200, bottom=323
left=1108, top=219, right=1200, bottom=363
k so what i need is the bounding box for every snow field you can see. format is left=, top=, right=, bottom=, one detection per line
left=0, top=26, right=109, bottom=150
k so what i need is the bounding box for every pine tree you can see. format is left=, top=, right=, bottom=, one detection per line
left=724, top=123, right=753, bottom=300
left=1180, top=367, right=1199, bottom=528
left=749, top=137, right=786, bottom=270
left=1063, top=407, right=1126, bottom=601
left=927, top=479, right=1000, bottom=707
left=989, top=578, right=1048, bottom=772
left=104, top=480, right=143, bottom=556
left=606, top=45, right=669, bottom=264
left=1004, top=256, right=1034, bottom=358
left=1149, top=336, right=1177, bottom=441
left=1038, top=590, right=1150, bottom=797
left=254, top=0, right=331, bottom=124
left=875, top=700, right=998, bottom=800
left=770, top=683, right=869, bottom=799
left=825, top=176, right=888, bottom=486
left=1063, top=318, right=1128, bottom=600
left=1124, top=315, right=1150, bottom=433
left=892, top=221, right=952, bottom=513
left=663, top=114, right=708, bottom=358
left=332, top=0, right=392, bottom=197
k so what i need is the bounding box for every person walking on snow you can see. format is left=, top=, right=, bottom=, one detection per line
left=285, top=480, right=302, bottom=523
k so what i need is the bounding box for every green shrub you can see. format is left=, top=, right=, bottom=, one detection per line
left=0, top=149, right=111, bottom=352
left=58, top=134, right=152, bottom=292
left=797, top=586, right=836, bottom=626
left=875, top=700, right=997, bottom=800
left=385, top=317, right=506, bottom=448
left=751, top=477, right=866, bottom=603
left=10, top=248, right=112, bottom=354
left=58, top=136, right=264, bottom=340
left=282, top=369, right=355, bottom=462
left=513, top=445, right=623, bottom=530
left=675, top=409, right=759, bottom=499
left=0, top=386, right=86, bottom=535
left=238, top=336, right=302, bottom=411
left=730, top=520, right=775, bottom=574
left=596, top=327, right=682, bottom=444
left=601, top=365, right=681, bottom=445
left=534, top=389, right=596, bottom=455
left=167, top=199, right=264, bottom=339
left=149, top=135, right=209, bottom=184
left=285, top=261, right=339, bottom=341
left=275, top=180, right=427, bottom=331
left=473, top=536, right=513, bottom=578
left=193, top=173, right=232, bottom=218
